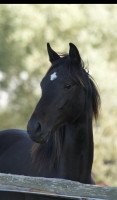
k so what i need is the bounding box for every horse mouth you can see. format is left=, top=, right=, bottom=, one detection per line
left=30, top=131, right=51, bottom=144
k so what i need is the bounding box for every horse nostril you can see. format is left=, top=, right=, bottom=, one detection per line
left=36, top=121, right=41, bottom=132
left=27, top=120, right=41, bottom=135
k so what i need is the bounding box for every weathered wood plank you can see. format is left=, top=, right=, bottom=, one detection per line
left=0, top=173, right=116, bottom=200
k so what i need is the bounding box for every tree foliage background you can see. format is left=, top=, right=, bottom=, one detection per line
left=0, top=4, right=117, bottom=186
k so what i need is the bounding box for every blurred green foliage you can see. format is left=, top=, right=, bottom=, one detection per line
left=0, top=4, right=117, bottom=186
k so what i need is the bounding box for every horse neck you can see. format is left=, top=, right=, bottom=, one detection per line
left=31, top=109, right=94, bottom=184
left=59, top=111, right=94, bottom=184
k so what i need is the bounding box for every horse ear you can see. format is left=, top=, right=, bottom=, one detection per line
left=69, top=43, right=81, bottom=65
left=47, top=43, right=60, bottom=64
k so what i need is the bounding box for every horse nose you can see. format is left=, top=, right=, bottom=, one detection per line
left=27, top=119, right=41, bottom=136
left=27, top=120, right=47, bottom=144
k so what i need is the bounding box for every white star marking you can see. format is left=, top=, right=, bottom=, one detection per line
left=50, top=72, right=57, bottom=81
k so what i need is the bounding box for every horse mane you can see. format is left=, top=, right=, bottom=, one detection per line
left=31, top=126, right=65, bottom=172
left=88, top=75, right=101, bottom=120
left=31, top=53, right=101, bottom=172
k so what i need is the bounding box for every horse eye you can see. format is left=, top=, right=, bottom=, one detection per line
left=65, top=84, right=72, bottom=89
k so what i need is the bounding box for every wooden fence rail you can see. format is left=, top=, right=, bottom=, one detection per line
left=0, top=173, right=117, bottom=200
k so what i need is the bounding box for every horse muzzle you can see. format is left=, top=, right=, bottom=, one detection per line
left=27, top=120, right=50, bottom=144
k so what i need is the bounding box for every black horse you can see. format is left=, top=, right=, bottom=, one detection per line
left=0, top=43, right=100, bottom=199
